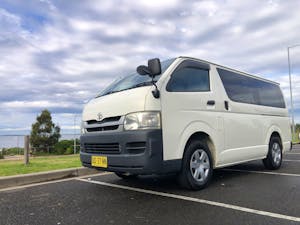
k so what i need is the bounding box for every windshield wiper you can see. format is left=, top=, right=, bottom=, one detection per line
left=119, top=81, right=153, bottom=92
left=130, top=81, right=154, bottom=88
left=96, top=90, right=122, bottom=98
left=97, top=81, right=154, bottom=98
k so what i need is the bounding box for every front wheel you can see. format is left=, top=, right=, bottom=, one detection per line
left=177, top=140, right=213, bottom=190
left=263, top=136, right=282, bottom=170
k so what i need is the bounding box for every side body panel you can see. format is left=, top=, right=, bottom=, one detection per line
left=213, top=65, right=291, bottom=167
left=215, top=68, right=266, bottom=165
left=159, top=59, right=224, bottom=164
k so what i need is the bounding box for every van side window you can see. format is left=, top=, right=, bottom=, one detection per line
left=166, top=67, right=210, bottom=92
left=257, top=82, right=285, bottom=108
left=217, top=68, right=285, bottom=108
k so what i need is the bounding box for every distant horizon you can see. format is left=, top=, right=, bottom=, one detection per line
left=0, top=133, right=80, bottom=148
left=0, top=129, right=81, bottom=136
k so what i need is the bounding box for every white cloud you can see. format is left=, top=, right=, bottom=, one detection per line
left=0, top=0, right=300, bottom=135
left=192, top=1, right=219, bottom=17
left=129, top=0, right=179, bottom=10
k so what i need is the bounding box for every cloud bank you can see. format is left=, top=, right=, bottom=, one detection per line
left=0, top=0, right=300, bottom=134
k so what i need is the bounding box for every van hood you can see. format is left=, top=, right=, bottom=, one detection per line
left=82, top=86, right=151, bottom=121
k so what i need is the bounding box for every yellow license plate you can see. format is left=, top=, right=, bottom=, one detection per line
left=91, top=156, right=108, bottom=168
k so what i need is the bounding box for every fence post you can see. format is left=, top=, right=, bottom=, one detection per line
left=24, top=135, right=30, bottom=165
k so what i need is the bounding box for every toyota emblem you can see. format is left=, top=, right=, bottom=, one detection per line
left=97, top=113, right=104, bottom=121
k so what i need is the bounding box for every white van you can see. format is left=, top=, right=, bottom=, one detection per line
left=80, top=56, right=291, bottom=190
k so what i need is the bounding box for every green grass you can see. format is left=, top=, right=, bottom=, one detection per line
left=292, top=132, right=300, bottom=144
left=0, top=154, right=82, bottom=176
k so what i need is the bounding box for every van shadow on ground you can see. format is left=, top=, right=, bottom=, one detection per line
left=96, top=160, right=267, bottom=193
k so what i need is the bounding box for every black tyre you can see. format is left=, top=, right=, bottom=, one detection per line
left=115, top=172, right=138, bottom=179
left=263, top=136, right=282, bottom=170
left=177, top=140, right=213, bottom=190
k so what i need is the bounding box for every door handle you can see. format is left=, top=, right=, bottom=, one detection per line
left=225, top=101, right=229, bottom=110
left=207, top=100, right=215, bottom=106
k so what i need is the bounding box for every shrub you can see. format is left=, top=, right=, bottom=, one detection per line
left=54, top=140, right=72, bottom=154
left=65, top=147, right=74, bottom=155
left=54, top=139, right=79, bottom=154
left=4, top=147, right=24, bottom=155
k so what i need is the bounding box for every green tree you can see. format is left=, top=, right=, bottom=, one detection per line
left=30, top=109, right=61, bottom=152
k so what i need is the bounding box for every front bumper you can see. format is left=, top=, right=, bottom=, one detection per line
left=80, top=129, right=171, bottom=175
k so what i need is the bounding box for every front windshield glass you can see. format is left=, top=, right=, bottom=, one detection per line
left=96, top=58, right=176, bottom=97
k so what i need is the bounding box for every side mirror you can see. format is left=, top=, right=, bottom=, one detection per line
left=148, top=58, right=161, bottom=76
left=136, top=58, right=161, bottom=77
left=136, top=58, right=162, bottom=99
left=136, top=65, right=151, bottom=76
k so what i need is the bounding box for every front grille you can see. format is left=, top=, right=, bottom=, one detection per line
left=126, top=142, right=146, bottom=154
left=84, top=143, right=120, bottom=154
left=87, top=116, right=121, bottom=125
left=85, top=116, right=121, bottom=133
left=86, top=125, right=119, bottom=132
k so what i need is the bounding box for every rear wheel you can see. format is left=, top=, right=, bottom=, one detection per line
left=114, top=172, right=138, bottom=179
left=263, top=136, right=282, bottom=170
left=178, top=140, right=213, bottom=190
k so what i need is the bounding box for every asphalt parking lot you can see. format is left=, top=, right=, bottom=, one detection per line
left=1, top=145, right=300, bottom=225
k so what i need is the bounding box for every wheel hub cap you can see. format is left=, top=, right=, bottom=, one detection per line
left=190, top=149, right=210, bottom=182
left=271, top=142, right=281, bottom=165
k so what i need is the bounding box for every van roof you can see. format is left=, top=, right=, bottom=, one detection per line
left=178, top=56, right=280, bottom=85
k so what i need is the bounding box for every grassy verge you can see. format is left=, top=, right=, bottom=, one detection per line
left=0, top=154, right=81, bottom=176
left=292, top=132, right=300, bottom=144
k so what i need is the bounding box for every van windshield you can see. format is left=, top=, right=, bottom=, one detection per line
left=97, top=58, right=175, bottom=97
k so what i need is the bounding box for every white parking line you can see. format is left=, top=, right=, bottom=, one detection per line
left=283, top=159, right=300, bottom=162
left=77, top=178, right=300, bottom=222
left=0, top=172, right=112, bottom=192
left=222, top=169, right=300, bottom=177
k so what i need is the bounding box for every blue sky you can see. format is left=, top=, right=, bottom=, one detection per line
left=0, top=0, right=299, bottom=135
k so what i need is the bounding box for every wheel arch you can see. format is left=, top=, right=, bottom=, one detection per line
left=177, top=121, right=219, bottom=168
left=180, top=132, right=216, bottom=169
left=269, top=131, right=282, bottom=148
left=265, top=126, right=283, bottom=146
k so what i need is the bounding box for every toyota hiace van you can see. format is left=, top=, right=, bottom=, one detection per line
left=80, top=56, right=291, bottom=189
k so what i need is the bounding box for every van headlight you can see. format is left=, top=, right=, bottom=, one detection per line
left=124, top=111, right=161, bottom=130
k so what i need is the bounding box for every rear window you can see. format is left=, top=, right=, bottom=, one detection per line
left=217, top=68, right=285, bottom=108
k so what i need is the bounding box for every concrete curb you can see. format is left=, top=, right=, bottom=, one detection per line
left=0, top=167, right=99, bottom=189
